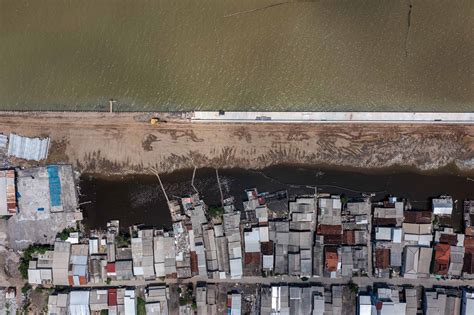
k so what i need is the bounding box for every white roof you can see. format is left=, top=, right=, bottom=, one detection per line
left=259, top=226, right=269, bottom=242
left=376, top=227, right=392, bottom=241
left=28, top=269, right=42, bottom=284
left=244, top=229, right=260, bottom=252
left=263, top=255, right=273, bottom=269
left=230, top=258, right=242, bottom=279
left=392, top=228, right=402, bottom=243
left=69, top=291, right=90, bottom=315
left=124, top=290, right=136, bottom=315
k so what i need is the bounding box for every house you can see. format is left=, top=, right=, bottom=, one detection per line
left=89, top=290, right=108, bottom=312
left=373, top=198, right=404, bottom=226
left=289, top=286, right=317, bottom=315
left=203, top=226, right=219, bottom=278
left=403, top=223, right=433, bottom=246
left=375, top=227, right=402, bottom=243
left=289, top=196, right=317, bottom=231
left=424, top=289, right=461, bottom=315
left=267, top=285, right=289, bottom=314
left=27, top=250, right=53, bottom=285
left=0, top=170, right=16, bottom=216
left=47, top=293, right=68, bottom=315
left=214, top=224, right=230, bottom=278
left=318, top=196, right=342, bottom=230
left=270, top=221, right=289, bottom=275
left=228, top=292, right=241, bottom=315
left=312, top=287, right=326, bottom=315
left=69, top=244, right=89, bottom=285
left=464, top=201, right=474, bottom=236
left=9, top=165, right=79, bottom=250
left=358, top=294, right=376, bottom=315
left=432, top=196, right=453, bottom=216
left=434, top=243, right=451, bottom=276
left=52, top=241, right=71, bottom=286
left=325, top=247, right=339, bottom=277
left=403, top=246, right=433, bottom=279
left=124, top=289, right=137, bottom=315
left=405, top=288, right=419, bottom=314
left=206, top=284, right=218, bottom=314
left=153, top=233, right=176, bottom=278
left=89, top=254, right=107, bottom=283
left=223, top=210, right=243, bottom=279
left=195, top=285, right=207, bottom=315
left=131, top=229, right=155, bottom=280
left=107, top=288, right=118, bottom=314
left=69, top=291, right=90, bottom=315
left=115, top=260, right=134, bottom=281
left=145, top=285, right=169, bottom=315
left=375, top=287, right=407, bottom=314
left=462, top=289, right=474, bottom=315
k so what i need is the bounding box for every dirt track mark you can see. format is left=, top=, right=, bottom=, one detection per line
left=157, top=129, right=204, bottom=142
left=142, top=134, right=159, bottom=151
left=232, top=127, right=252, bottom=143
left=287, top=130, right=310, bottom=141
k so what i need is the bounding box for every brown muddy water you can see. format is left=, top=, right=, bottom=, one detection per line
left=0, top=0, right=472, bottom=111
left=80, top=165, right=474, bottom=232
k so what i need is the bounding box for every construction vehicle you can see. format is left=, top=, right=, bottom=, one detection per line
left=150, top=117, right=167, bottom=125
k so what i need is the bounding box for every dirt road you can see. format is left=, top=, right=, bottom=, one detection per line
left=0, top=112, right=472, bottom=175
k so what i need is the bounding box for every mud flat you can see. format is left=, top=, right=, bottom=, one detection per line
left=80, top=165, right=474, bottom=231
left=0, top=112, right=471, bottom=175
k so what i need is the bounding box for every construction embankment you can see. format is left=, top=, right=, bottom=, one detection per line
left=0, top=111, right=472, bottom=175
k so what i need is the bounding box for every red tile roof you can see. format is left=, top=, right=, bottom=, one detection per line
left=439, top=234, right=458, bottom=246
left=343, top=230, right=355, bottom=245
left=190, top=251, right=198, bottom=274
left=106, top=262, right=116, bottom=273
left=318, top=225, right=342, bottom=235
left=108, top=288, right=117, bottom=306
left=463, top=248, right=474, bottom=274
left=325, top=247, right=338, bottom=272
left=261, top=241, right=274, bottom=255
left=434, top=243, right=450, bottom=275
left=375, top=248, right=390, bottom=269
left=244, top=252, right=261, bottom=265
left=404, top=211, right=432, bottom=224
left=325, top=234, right=343, bottom=245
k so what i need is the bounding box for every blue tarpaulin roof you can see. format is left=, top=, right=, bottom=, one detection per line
left=47, top=166, right=61, bottom=207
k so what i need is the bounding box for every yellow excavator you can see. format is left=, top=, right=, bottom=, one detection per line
left=150, top=117, right=167, bottom=125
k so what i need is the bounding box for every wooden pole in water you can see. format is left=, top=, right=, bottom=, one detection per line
left=150, top=167, right=169, bottom=204
left=216, top=168, right=224, bottom=206
left=191, top=166, right=199, bottom=195
left=109, top=99, right=117, bottom=113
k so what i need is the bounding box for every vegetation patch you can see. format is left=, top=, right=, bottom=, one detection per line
left=208, top=206, right=224, bottom=219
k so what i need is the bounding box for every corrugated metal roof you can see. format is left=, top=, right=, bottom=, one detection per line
left=8, top=133, right=50, bottom=161
left=0, top=134, right=7, bottom=148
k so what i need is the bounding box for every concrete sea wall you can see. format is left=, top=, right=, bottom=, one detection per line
left=192, top=111, right=474, bottom=124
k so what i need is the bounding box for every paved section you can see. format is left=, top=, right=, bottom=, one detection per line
left=193, top=111, right=474, bottom=124
left=74, top=275, right=474, bottom=289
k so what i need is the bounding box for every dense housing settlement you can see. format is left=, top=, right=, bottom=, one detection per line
left=1, top=163, right=474, bottom=314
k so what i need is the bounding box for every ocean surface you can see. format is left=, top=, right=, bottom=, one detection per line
left=80, top=165, right=474, bottom=231
left=0, top=0, right=472, bottom=111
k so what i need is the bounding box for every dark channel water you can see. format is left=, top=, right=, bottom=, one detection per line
left=79, top=165, right=474, bottom=232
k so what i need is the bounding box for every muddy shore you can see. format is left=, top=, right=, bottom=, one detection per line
left=80, top=164, right=474, bottom=232
left=0, top=112, right=471, bottom=175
